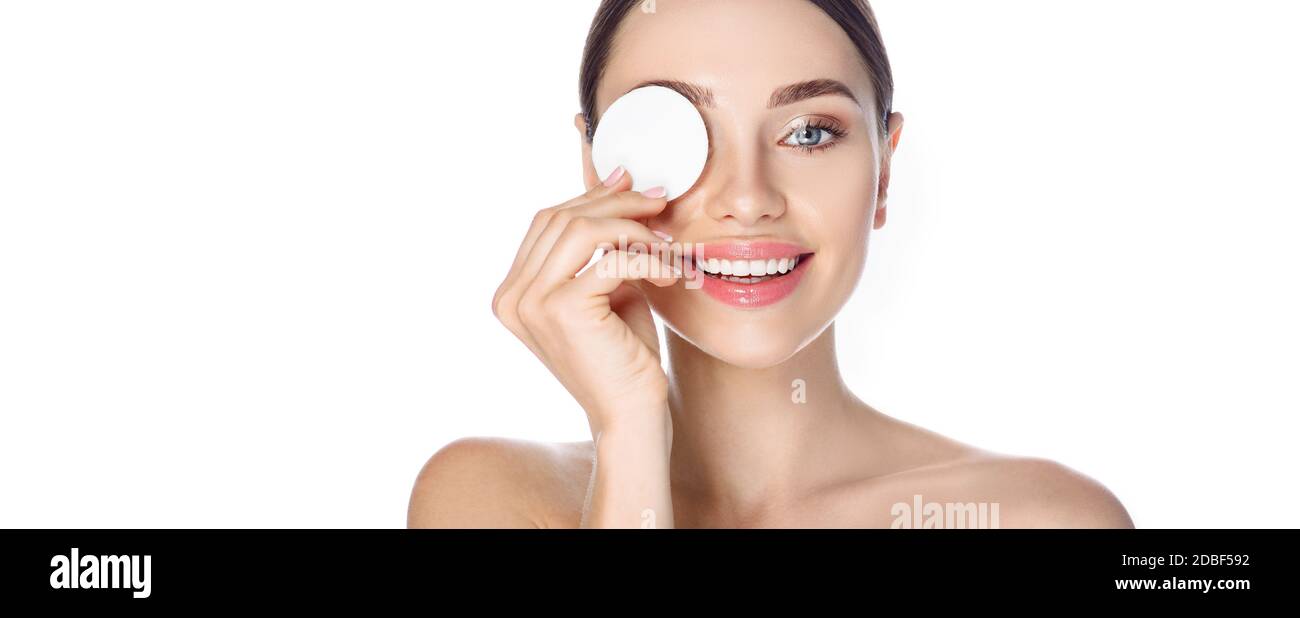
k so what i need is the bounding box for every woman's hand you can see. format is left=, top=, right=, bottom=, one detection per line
left=492, top=166, right=678, bottom=438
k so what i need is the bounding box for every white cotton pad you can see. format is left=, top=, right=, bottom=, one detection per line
left=591, top=85, right=709, bottom=201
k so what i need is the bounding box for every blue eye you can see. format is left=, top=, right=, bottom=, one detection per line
left=789, top=127, right=829, bottom=147
left=781, top=118, right=847, bottom=153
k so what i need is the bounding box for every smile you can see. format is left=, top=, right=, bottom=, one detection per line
left=693, top=255, right=804, bottom=283
left=687, top=241, right=813, bottom=309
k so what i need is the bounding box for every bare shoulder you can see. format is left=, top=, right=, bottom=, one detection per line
left=837, top=408, right=1134, bottom=529
left=406, top=436, right=594, bottom=529
left=897, top=453, right=1136, bottom=529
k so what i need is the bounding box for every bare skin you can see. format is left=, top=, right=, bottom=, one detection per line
left=409, top=324, right=1133, bottom=528
left=409, top=406, right=1135, bottom=529
left=411, top=446, right=1134, bottom=529
left=409, top=0, right=1134, bottom=529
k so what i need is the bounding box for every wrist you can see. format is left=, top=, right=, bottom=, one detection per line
left=590, top=401, right=672, bottom=447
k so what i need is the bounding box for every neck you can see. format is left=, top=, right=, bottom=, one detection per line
left=664, top=323, right=864, bottom=520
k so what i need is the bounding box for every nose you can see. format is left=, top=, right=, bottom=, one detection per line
left=699, top=133, right=787, bottom=227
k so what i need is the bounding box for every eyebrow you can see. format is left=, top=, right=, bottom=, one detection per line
left=625, top=78, right=861, bottom=110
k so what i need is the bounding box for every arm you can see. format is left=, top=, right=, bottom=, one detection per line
left=490, top=167, right=681, bottom=529
left=580, top=405, right=675, bottom=529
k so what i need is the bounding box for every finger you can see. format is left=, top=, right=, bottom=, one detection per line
left=531, top=217, right=670, bottom=294
left=515, top=187, right=669, bottom=293
left=504, top=166, right=635, bottom=285
left=562, top=249, right=682, bottom=303
left=560, top=164, right=634, bottom=209
left=495, top=167, right=642, bottom=309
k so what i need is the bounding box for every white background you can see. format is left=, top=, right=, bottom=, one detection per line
left=1, top=0, right=1296, bottom=528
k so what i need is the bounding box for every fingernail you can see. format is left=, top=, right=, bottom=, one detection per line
left=642, top=186, right=666, bottom=198
left=654, top=259, right=682, bottom=279
left=602, top=165, right=625, bottom=187
left=652, top=230, right=673, bottom=242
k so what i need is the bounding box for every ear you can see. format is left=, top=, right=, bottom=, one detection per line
left=575, top=113, right=601, bottom=191
left=874, top=111, right=905, bottom=231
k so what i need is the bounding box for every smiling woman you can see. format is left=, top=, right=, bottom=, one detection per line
left=407, top=0, right=1134, bottom=529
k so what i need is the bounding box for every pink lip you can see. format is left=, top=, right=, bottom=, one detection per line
left=696, top=241, right=808, bottom=261
left=688, top=241, right=814, bottom=309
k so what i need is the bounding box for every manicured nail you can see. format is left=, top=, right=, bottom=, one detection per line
left=642, top=186, right=666, bottom=198
left=652, top=230, right=673, bottom=242
left=602, top=165, right=625, bottom=187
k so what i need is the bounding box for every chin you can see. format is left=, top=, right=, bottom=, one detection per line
left=650, top=294, right=838, bottom=369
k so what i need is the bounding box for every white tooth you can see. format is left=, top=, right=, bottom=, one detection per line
left=707, top=258, right=720, bottom=274
left=732, top=260, right=750, bottom=276
left=766, top=259, right=778, bottom=275
left=792, top=255, right=800, bottom=269
left=777, top=258, right=789, bottom=273
left=719, top=259, right=733, bottom=275
left=749, top=260, right=765, bottom=276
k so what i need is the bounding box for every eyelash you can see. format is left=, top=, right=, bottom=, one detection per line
left=781, top=118, right=848, bottom=155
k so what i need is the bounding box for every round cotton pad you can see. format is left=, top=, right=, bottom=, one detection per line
left=591, top=85, right=709, bottom=201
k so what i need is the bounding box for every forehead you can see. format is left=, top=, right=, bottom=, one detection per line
left=596, top=0, right=874, bottom=118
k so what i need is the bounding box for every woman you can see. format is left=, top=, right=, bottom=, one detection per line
left=408, top=0, right=1134, bottom=528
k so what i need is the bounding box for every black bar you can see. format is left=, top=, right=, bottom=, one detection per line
left=2, top=529, right=1292, bottom=605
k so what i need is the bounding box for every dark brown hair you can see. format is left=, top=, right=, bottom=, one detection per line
left=578, top=0, right=894, bottom=142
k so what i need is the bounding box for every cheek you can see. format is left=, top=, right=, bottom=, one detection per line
left=787, top=150, right=878, bottom=250
left=789, top=152, right=878, bottom=309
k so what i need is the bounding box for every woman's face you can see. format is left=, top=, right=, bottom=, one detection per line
left=581, top=0, right=898, bottom=368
